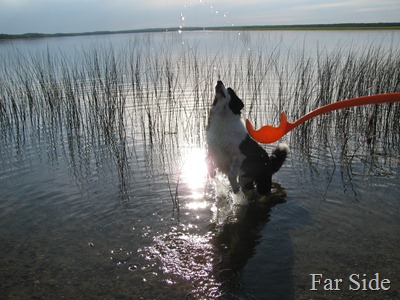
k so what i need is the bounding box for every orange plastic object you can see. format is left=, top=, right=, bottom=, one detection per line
left=246, top=92, right=400, bottom=144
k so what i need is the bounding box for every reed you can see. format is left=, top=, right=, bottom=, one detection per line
left=0, top=37, right=399, bottom=204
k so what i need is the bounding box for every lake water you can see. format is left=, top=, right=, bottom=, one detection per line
left=0, top=30, right=399, bottom=299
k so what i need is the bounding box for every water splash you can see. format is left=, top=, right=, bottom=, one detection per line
left=178, top=0, right=232, bottom=34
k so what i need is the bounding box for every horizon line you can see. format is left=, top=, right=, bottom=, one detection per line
left=1, top=22, right=400, bottom=40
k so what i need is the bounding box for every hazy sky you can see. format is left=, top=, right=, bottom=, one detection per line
left=1, top=0, right=399, bottom=34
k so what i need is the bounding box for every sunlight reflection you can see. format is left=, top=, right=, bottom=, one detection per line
left=185, top=200, right=208, bottom=210
left=181, top=147, right=208, bottom=207
left=147, top=230, right=221, bottom=297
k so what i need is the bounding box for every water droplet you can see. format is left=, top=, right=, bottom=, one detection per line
left=143, top=271, right=158, bottom=282
left=111, top=247, right=122, bottom=254
left=128, top=263, right=141, bottom=271
left=117, top=260, right=127, bottom=266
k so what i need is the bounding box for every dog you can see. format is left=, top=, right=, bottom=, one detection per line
left=206, top=80, right=288, bottom=197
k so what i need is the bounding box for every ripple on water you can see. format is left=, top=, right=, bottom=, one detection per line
left=128, top=263, right=141, bottom=272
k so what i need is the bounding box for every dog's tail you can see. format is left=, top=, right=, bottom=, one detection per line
left=270, top=143, right=289, bottom=174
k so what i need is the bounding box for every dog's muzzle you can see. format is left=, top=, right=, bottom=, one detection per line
left=215, top=80, right=225, bottom=97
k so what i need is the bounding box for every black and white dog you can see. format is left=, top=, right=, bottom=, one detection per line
left=206, top=81, right=288, bottom=197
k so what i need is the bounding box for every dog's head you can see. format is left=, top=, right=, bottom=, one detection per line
left=213, top=80, right=244, bottom=115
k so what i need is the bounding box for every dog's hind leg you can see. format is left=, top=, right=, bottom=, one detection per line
left=256, top=174, right=272, bottom=195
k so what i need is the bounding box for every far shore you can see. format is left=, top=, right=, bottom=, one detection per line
left=1, top=22, right=400, bottom=41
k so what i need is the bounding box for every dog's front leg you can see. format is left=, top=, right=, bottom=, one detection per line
left=228, top=156, right=242, bottom=193
left=206, top=153, right=216, bottom=178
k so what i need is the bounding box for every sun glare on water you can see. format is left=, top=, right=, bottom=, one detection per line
left=181, top=147, right=209, bottom=209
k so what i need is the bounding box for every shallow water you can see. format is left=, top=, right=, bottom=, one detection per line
left=1, top=30, right=399, bottom=299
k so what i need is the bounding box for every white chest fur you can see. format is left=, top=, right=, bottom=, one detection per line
left=206, top=100, right=247, bottom=173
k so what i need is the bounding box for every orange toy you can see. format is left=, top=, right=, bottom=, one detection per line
left=246, top=93, right=400, bottom=144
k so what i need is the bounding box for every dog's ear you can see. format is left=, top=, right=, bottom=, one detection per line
left=227, top=88, right=244, bottom=115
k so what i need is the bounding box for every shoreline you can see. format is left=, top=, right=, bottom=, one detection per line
left=1, top=22, right=400, bottom=41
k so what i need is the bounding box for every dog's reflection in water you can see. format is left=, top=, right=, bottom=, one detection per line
left=209, top=182, right=293, bottom=298
left=147, top=180, right=292, bottom=299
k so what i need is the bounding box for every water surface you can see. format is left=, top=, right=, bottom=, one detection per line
left=0, top=30, right=399, bottom=299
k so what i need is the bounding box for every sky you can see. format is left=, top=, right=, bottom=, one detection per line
left=0, top=0, right=399, bottom=34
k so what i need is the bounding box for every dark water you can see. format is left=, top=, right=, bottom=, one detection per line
left=0, top=31, right=399, bottom=299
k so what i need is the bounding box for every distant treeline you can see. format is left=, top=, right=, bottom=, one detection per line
left=1, top=22, right=400, bottom=40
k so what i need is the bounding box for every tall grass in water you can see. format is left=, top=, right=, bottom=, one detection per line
left=1, top=37, right=399, bottom=202
left=292, top=45, right=400, bottom=157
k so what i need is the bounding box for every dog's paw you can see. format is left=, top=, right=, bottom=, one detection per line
left=229, top=179, right=241, bottom=194
left=230, top=181, right=241, bottom=194
left=208, top=169, right=216, bottom=178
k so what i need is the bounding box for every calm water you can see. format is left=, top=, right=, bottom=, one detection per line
left=0, top=30, right=399, bottom=299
